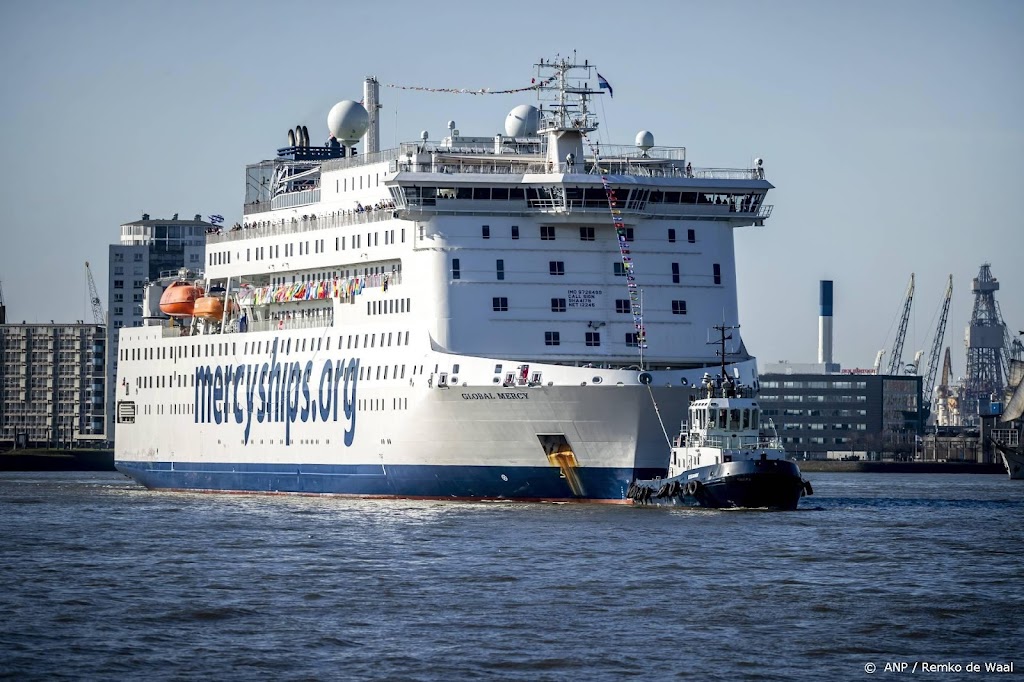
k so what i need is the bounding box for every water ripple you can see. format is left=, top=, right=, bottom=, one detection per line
left=0, top=471, right=1021, bottom=681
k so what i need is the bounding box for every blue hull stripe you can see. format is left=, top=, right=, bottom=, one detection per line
left=116, top=460, right=666, bottom=502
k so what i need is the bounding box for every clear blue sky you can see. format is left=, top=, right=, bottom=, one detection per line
left=1, top=0, right=1021, bottom=379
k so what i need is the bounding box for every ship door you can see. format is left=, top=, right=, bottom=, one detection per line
left=537, top=434, right=585, bottom=498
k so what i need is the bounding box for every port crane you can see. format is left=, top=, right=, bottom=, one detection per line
left=85, top=261, right=105, bottom=325
left=886, top=273, right=915, bottom=375
left=922, top=275, right=953, bottom=406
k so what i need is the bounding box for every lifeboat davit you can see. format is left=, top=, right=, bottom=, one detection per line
left=193, top=296, right=238, bottom=321
left=159, top=282, right=204, bottom=317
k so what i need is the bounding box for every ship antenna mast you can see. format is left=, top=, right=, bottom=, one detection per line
left=711, top=323, right=741, bottom=381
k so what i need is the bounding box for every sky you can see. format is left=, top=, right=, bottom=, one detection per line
left=1, top=0, right=1021, bottom=379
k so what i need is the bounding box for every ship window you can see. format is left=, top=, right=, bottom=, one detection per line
left=540, top=226, right=555, bottom=240
left=579, top=226, right=595, bottom=241
left=549, top=261, right=565, bottom=276
left=742, top=409, right=750, bottom=429
left=672, top=263, right=680, bottom=284
left=496, top=259, right=504, bottom=280
left=585, top=332, right=601, bottom=347
left=713, top=263, right=721, bottom=284
left=729, top=409, right=741, bottom=430
left=672, top=300, right=687, bottom=315
left=452, top=258, right=461, bottom=280
left=388, top=332, right=393, bottom=346
left=474, top=188, right=490, bottom=200
left=668, top=228, right=676, bottom=243
left=509, top=187, right=525, bottom=200
left=613, top=263, right=626, bottom=277
left=551, top=298, right=566, bottom=312
left=625, top=333, right=639, bottom=348
left=405, top=331, right=410, bottom=345
left=544, top=332, right=560, bottom=346
left=371, top=334, right=376, bottom=348
left=492, top=297, right=508, bottom=312
left=511, top=225, right=519, bottom=239
left=383, top=366, right=388, bottom=380
left=494, top=364, right=502, bottom=374
left=492, top=188, right=509, bottom=200
left=615, top=299, right=630, bottom=314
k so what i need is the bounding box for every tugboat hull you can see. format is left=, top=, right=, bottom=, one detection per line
left=628, top=459, right=810, bottom=510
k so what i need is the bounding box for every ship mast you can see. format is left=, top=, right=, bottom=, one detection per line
left=710, top=324, right=741, bottom=395
left=534, top=54, right=603, bottom=172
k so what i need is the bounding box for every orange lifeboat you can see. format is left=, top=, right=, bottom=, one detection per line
left=193, top=296, right=238, bottom=321
left=159, top=282, right=204, bottom=317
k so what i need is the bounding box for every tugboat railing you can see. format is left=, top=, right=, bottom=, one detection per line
left=681, top=433, right=783, bottom=450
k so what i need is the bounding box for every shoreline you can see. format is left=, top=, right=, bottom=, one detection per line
left=0, top=451, right=1007, bottom=475
left=0, top=449, right=115, bottom=472
left=797, top=460, right=1005, bottom=475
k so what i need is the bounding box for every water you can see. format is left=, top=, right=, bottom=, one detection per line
left=1, top=472, right=1021, bottom=681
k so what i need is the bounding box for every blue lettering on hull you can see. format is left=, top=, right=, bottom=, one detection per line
left=194, top=337, right=359, bottom=447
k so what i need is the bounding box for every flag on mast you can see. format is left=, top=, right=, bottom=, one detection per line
left=597, top=73, right=613, bottom=98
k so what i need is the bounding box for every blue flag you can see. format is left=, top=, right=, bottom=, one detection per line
left=597, top=73, right=613, bottom=98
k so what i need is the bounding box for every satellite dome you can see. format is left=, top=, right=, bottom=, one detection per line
left=504, top=104, right=540, bottom=137
left=327, top=101, right=370, bottom=144
left=635, top=130, right=654, bottom=151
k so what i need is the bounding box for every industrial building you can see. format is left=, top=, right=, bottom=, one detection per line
left=105, top=213, right=210, bottom=438
left=758, top=370, right=923, bottom=460
left=758, top=269, right=1020, bottom=464
left=0, top=322, right=107, bottom=448
left=757, top=280, right=925, bottom=460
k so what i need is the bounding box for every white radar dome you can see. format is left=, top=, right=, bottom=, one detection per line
left=327, top=100, right=370, bottom=144
left=504, top=104, right=540, bottom=137
left=635, top=130, right=654, bottom=151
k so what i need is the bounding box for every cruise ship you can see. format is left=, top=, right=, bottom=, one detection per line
left=114, top=56, right=775, bottom=501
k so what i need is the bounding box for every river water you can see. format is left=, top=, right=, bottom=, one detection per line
left=1, top=472, right=1021, bottom=680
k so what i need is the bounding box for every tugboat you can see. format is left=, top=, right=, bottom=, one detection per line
left=628, top=325, right=813, bottom=510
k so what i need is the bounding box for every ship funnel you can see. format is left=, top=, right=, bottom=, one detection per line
left=362, top=77, right=380, bottom=154
left=818, top=280, right=833, bottom=365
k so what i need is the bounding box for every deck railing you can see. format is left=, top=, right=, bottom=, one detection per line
left=208, top=206, right=398, bottom=244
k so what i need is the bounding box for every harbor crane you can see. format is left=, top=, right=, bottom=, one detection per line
left=85, top=261, right=105, bottom=325
left=886, top=273, right=915, bottom=375
left=922, top=275, right=953, bottom=406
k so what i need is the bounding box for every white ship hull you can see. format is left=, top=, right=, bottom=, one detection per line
left=115, top=326, right=756, bottom=501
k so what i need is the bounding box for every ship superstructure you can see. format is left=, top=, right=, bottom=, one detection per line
left=114, top=57, right=775, bottom=501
